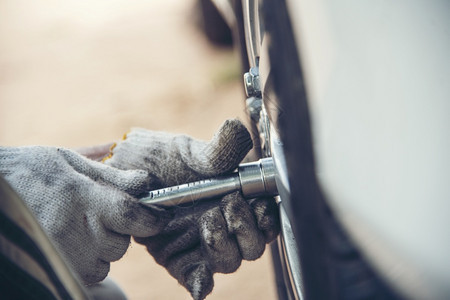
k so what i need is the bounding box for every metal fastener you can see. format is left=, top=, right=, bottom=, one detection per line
left=244, top=67, right=261, bottom=97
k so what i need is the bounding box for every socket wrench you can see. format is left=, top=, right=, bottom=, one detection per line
left=139, top=157, right=278, bottom=207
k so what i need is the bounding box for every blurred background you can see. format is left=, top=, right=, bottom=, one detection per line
left=0, top=0, right=276, bottom=299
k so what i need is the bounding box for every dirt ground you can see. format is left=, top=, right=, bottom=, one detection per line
left=0, top=0, right=277, bottom=299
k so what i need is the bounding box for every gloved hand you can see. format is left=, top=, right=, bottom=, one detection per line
left=0, top=146, right=171, bottom=285
left=105, top=119, right=280, bottom=300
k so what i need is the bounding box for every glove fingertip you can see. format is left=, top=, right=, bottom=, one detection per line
left=206, top=119, right=253, bottom=174
left=250, top=197, right=281, bottom=243
left=184, top=264, right=214, bottom=300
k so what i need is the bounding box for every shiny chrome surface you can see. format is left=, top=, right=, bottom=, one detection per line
left=140, top=175, right=240, bottom=207
left=140, top=158, right=278, bottom=207
left=238, top=157, right=277, bottom=198
left=242, top=0, right=261, bottom=68
left=258, top=103, right=271, bottom=157
left=243, top=66, right=261, bottom=97
left=245, top=96, right=263, bottom=122
left=242, top=0, right=304, bottom=299
left=278, top=202, right=304, bottom=300
left=260, top=97, right=304, bottom=300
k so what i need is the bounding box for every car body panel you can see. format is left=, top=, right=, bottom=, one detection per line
left=286, top=0, right=450, bottom=298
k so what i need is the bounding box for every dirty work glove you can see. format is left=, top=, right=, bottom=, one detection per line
left=0, top=146, right=170, bottom=285
left=136, top=193, right=279, bottom=300
left=105, top=119, right=280, bottom=300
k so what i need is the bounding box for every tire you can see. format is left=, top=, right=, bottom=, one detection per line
left=260, top=0, right=403, bottom=299
left=197, top=0, right=233, bottom=46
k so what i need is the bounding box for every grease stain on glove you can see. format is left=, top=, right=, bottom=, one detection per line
left=106, top=119, right=280, bottom=300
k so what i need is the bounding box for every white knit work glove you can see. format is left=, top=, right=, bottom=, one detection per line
left=0, top=146, right=171, bottom=285
left=104, top=119, right=280, bottom=300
